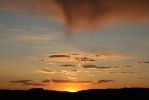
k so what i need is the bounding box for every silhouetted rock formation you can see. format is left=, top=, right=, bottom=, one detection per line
left=0, top=88, right=149, bottom=100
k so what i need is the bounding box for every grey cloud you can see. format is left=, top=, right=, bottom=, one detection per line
left=74, top=57, right=96, bottom=62
left=97, top=80, right=114, bottom=83
left=60, top=64, right=76, bottom=67
left=82, top=65, right=111, bottom=69
left=49, top=54, right=70, bottom=58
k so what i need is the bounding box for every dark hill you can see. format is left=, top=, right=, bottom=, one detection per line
left=0, top=88, right=149, bottom=100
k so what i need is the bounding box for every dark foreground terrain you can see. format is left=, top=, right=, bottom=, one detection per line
left=0, top=88, right=149, bottom=100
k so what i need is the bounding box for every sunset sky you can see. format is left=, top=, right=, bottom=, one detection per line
left=0, top=0, right=149, bottom=92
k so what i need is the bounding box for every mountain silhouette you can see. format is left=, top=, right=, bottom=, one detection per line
left=0, top=88, right=149, bottom=99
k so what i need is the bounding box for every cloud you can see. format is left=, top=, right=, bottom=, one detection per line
left=82, top=64, right=133, bottom=69
left=49, top=54, right=70, bottom=58
left=22, top=83, right=46, bottom=86
left=139, top=77, right=149, bottom=80
left=110, top=72, right=134, bottom=74
left=74, top=57, right=96, bottom=62
left=55, top=0, right=149, bottom=31
left=50, top=79, right=114, bottom=84
left=71, top=69, right=78, bottom=72
left=10, top=80, right=31, bottom=83
left=37, top=69, right=55, bottom=74
left=16, top=34, right=57, bottom=41
left=51, top=79, right=93, bottom=83
left=137, top=61, right=149, bottom=64
left=0, top=23, right=4, bottom=27
left=60, top=64, right=76, bottom=67
left=0, top=0, right=149, bottom=31
left=36, top=69, right=78, bottom=76
left=114, top=65, right=133, bottom=68
left=42, top=52, right=128, bottom=64
left=42, top=79, right=51, bottom=83
left=71, top=53, right=79, bottom=55
left=95, top=53, right=128, bottom=61
left=82, top=65, right=111, bottom=69
left=10, top=80, right=46, bottom=86
left=97, top=80, right=114, bottom=83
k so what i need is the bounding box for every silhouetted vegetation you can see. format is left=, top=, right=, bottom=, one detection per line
left=0, top=88, right=149, bottom=99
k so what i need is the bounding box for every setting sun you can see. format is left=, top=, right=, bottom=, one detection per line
left=65, top=87, right=78, bottom=92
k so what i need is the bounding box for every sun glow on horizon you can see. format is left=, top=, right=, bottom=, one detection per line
left=64, top=87, right=78, bottom=92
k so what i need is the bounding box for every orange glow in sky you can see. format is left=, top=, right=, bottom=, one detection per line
left=0, top=0, right=149, bottom=91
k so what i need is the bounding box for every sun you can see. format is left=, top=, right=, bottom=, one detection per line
left=65, top=87, right=78, bottom=92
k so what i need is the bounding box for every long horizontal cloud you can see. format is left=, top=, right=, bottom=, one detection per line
left=82, top=65, right=111, bottom=69
left=41, top=52, right=127, bottom=65
left=0, top=0, right=149, bottom=31
left=48, top=79, right=114, bottom=84
left=36, top=69, right=78, bottom=76
left=82, top=64, right=133, bottom=69
left=10, top=80, right=46, bottom=86
left=74, top=57, right=96, bottom=62
left=110, top=72, right=134, bottom=74
left=139, top=77, right=149, bottom=80
left=97, top=80, right=114, bottom=83
left=10, top=80, right=31, bottom=83
left=60, top=64, right=76, bottom=67
left=49, top=54, right=70, bottom=58
left=51, top=79, right=93, bottom=83
left=42, top=79, right=51, bottom=83
left=137, top=61, right=149, bottom=64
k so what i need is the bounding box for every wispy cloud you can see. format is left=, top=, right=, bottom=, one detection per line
left=110, top=72, right=134, bottom=74
left=37, top=69, right=55, bottom=74
left=137, top=61, right=149, bottom=64
left=0, top=23, right=4, bottom=27
left=16, top=34, right=57, bottom=42
left=41, top=79, right=114, bottom=84
left=36, top=68, right=78, bottom=76
left=10, top=80, right=46, bottom=86
left=139, top=77, right=149, bottom=80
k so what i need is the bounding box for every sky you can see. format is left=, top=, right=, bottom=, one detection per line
left=0, top=0, right=149, bottom=92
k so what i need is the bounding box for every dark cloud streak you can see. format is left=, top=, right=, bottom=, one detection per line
left=137, top=61, right=149, bottom=64
left=10, top=80, right=46, bottom=86
left=0, top=0, right=149, bottom=31
left=82, top=65, right=111, bottom=69
left=97, top=80, right=114, bottom=83
left=55, top=0, right=149, bottom=31
left=49, top=54, right=70, bottom=58
left=60, top=64, right=76, bottom=67
left=51, top=79, right=93, bottom=83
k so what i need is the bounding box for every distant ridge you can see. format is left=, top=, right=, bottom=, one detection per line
left=0, top=88, right=149, bottom=99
